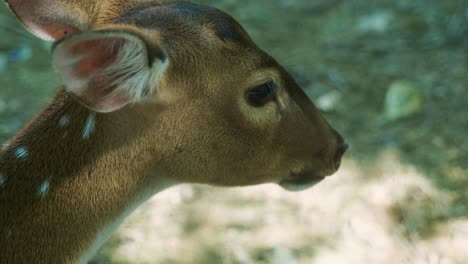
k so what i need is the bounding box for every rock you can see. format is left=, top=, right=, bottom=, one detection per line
left=315, top=90, right=342, bottom=112
left=357, top=11, right=393, bottom=34
left=384, top=80, right=423, bottom=121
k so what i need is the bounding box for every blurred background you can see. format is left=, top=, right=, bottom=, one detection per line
left=1, top=0, right=467, bottom=263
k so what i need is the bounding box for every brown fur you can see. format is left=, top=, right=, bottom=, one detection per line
left=0, top=0, right=346, bottom=263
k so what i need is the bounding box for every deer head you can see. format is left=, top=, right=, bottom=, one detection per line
left=1, top=0, right=347, bottom=262
left=6, top=0, right=348, bottom=191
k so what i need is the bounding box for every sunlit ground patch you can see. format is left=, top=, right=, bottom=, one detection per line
left=92, top=151, right=468, bottom=264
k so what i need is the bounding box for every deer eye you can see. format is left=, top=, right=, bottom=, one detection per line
left=245, top=81, right=278, bottom=107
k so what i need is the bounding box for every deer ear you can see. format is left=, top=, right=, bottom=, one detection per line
left=6, top=0, right=87, bottom=40
left=52, top=30, right=169, bottom=113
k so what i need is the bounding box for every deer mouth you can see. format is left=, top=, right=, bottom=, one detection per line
left=279, top=170, right=326, bottom=192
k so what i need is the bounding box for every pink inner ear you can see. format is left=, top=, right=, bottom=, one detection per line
left=81, top=86, right=132, bottom=113
left=59, top=36, right=134, bottom=112
left=68, top=38, right=126, bottom=78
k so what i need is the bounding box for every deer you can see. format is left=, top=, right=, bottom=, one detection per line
left=0, top=0, right=348, bottom=263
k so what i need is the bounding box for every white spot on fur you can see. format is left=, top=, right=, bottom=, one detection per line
left=1, top=141, right=11, bottom=151
left=59, top=115, right=71, bottom=127
left=15, top=146, right=28, bottom=160
left=37, top=181, right=50, bottom=198
left=83, top=113, right=96, bottom=140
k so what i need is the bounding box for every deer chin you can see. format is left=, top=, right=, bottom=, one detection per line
left=279, top=171, right=326, bottom=192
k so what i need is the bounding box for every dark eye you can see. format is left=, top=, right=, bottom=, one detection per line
left=245, top=81, right=278, bottom=107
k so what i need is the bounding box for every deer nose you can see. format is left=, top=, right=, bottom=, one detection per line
left=334, top=140, right=348, bottom=168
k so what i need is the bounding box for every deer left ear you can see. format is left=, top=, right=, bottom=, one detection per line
left=52, top=30, right=169, bottom=113
left=6, top=0, right=87, bottom=41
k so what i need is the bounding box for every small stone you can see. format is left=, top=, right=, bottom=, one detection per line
left=357, top=11, right=393, bottom=34
left=384, top=80, right=423, bottom=121
left=315, top=90, right=342, bottom=112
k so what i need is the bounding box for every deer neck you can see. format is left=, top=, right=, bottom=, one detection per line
left=0, top=89, right=172, bottom=263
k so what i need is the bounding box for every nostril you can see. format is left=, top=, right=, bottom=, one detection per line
left=334, top=141, right=349, bottom=167
left=341, top=142, right=349, bottom=154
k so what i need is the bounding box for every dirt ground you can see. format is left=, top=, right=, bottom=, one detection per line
left=0, top=0, right=467, bottom=263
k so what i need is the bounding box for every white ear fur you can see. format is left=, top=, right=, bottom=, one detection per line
left=103, top=34, right=169, bottom=101
left=52, top=31, right=169, bottom=112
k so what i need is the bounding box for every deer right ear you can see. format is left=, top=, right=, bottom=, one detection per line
left=52, top=30, right=169, bottom=113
